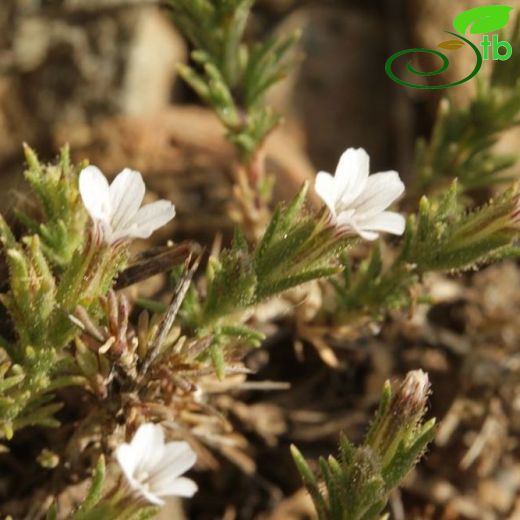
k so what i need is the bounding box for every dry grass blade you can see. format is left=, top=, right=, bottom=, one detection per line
left=114, top=241, right=201, bottom=289
left=139, top=251, right=202, bottom=376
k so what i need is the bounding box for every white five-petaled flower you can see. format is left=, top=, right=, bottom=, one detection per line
left=115, top=423, right=198, bottom=506
left=79, top=166, right=175, bottom=244
left=315, top=147, right=406, bottom=240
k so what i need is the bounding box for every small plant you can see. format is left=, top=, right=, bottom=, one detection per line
left=331, top=179, right=520, bottom=323
left=167, top=0, right=301, bottom=237
left=0, top=147, right=355, bottom=517
left=292, top=370, right=435, bottom=520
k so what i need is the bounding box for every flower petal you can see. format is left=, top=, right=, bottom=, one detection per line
left=123, top=472, right=164, bottom=505
left=315, top=172, right=337, bottom=216
left=148, top=441, right=197, bottom=485
left=123, top=200, right=176, bottom=240
left=337, top=212, right=379, bottom=240
left=79, top=166, right=111, bottom=222
left=356, top=228, right=380, bottom=241
left=359, top=211, right=406, bottom=236
left=334, top=148, right=370, bottom=209
left=154, top=476, right=198, bottom=498
left=352, top=171, right=404, bottom=218
left=109, top=169, right=146, bottom=230
left=133, top=482, right=165, bottom=506
left=130, top=423, right=165, bottom=473
left=115, top=443, right=139, bottom=483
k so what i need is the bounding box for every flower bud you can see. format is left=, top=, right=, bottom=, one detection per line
left=367, top=370, right=430, bottom=466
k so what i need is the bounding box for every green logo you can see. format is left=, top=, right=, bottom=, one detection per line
left=385, top=5, right=514, bottom=89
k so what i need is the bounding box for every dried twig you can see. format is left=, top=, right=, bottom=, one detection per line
left=139, top=252, right=202, bottom=376
left=115, top=241, right=200, bottom=290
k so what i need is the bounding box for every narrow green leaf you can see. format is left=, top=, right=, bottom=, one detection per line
left=75, top=456, right=106, bottom=517
left=46, top=503, right=58, bottom=520
left=210, top=343, right=225, bottom=380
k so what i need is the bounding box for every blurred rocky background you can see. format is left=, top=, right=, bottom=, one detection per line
left=0, top=0, right=416, bottom=221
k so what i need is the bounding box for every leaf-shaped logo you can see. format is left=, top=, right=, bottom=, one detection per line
left=438, top=39, right=466, bottom=50
left=453, top=5, right=514, bottom=34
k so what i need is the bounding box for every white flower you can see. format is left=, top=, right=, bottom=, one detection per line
left=115, top=423, right=198, bottom=506
left=79, top=166, right=175, bottom=244
left=315, top=148, right=406, bottom=240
